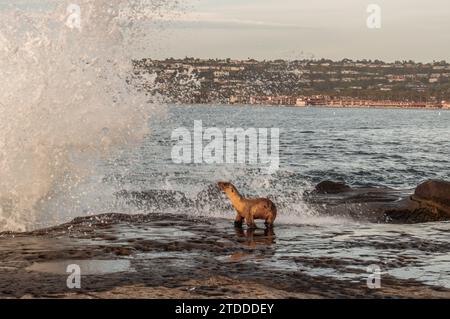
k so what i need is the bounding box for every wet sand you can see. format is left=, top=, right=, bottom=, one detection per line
left=0, top=213, right=449, bottom=299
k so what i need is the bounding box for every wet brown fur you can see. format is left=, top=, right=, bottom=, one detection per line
left=217, top=182, right=277, bottom=229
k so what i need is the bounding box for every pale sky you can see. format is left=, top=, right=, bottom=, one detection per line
left=2, top=0, right=450, bottom=62
left=155, top=0, right=450, bottom=62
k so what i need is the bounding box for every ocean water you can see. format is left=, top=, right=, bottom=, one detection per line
left=112, top=105, right=450, bottom=192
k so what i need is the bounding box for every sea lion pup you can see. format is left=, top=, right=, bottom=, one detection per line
left=217, top=182, right=277, bottom=229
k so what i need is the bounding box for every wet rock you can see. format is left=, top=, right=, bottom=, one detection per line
left=412, top=180, right=450, bottom=217
left=1, top=212, right=449, bottom=299
left=314, top=181, right=352, bottom=194
left=382, top=180, right=450, bottom=223
left=384, top=208, right=439, bottom=224
left=308, top=180, right=450, bottom=224
left=306, top=181, right=405, bottom=222
left=383, top=180, right=450, bottom=223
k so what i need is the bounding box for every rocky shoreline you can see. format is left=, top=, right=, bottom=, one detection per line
left=0, top=179, right=449, bottom=299
left=0, top=215, right=449, bottom=298
left=306, top=179, right=450, bottom=223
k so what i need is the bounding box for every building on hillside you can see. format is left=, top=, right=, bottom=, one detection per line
left=442, top=101, right=450, bottom=109
left=296, top=98, right=307, bottom=106
left=249, top=95, right=297, bottom=106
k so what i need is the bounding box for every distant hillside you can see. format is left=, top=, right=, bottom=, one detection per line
left=133, top=58, right=450, bottom=105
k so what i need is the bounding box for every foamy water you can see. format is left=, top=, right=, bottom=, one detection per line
left=0, top=0, right=180, bottom=231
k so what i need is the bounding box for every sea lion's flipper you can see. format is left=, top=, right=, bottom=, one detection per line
left=234, top=220, right=243, bottom=228
left=264, top=221, right=274, bottom=229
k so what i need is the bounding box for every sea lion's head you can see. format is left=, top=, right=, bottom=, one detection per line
left=217, top=181, right=239, bottom=196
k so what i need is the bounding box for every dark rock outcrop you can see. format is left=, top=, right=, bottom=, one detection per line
left=383, top=208, right=444, bottom=224
left=314, top=181, right=352, bottom=194
left=383, top=180, right=450, bottom=223
left=307, top=179, right=450, bottom=224
left=412, top=180, right=450, bottom=217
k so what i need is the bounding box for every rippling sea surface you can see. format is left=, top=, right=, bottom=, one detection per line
left=110, top=105, right=450, bottom=191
